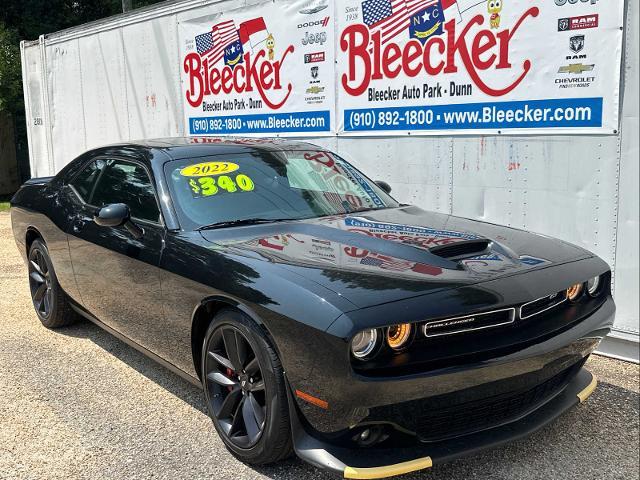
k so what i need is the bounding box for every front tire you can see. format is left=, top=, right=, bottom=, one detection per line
left=28, top=239, right=77, bottom=329
left=201, top=309, right=292, bottom=465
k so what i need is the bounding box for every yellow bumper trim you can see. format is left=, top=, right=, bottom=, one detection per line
left=343, top=457, right=433, bottom=479
left=577, top=374, right=598, bottom=403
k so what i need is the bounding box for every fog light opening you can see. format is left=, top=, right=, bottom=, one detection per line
left=352, top=425, right=389, bottom=447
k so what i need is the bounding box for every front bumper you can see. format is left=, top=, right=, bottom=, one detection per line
left=285, top=290, right=613, bottom=477
left=292, top=295, right=614, bottom=434
left=290, top=368, right=598, bottom=478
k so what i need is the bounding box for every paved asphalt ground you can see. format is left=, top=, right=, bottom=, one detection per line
left=0, top=211, right=638, bottom=480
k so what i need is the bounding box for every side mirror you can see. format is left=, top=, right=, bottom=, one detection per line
left=94, top=203, right=130, bottom=227
left=94, top=203, right=143, bottom=239
left=375, top=180, right=392, bottom=194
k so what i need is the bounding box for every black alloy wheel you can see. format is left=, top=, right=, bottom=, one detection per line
left=29, top=246, right=54, bottom=319
left=204, top=324, right=267, bottom=448
left=202, top=309, right=292, bottom=464
left=27, top=239, right=77, bottom=329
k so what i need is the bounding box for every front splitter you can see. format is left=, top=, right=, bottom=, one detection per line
left=289, top=368, right=597, bottom=479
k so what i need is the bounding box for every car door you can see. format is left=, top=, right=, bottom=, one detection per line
left=67, top=155, right=166, bottom=350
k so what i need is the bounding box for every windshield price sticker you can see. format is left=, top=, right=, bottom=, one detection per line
left=188, top=174, right=255, bottom=198
left=180, top=161, right=239, bottom=177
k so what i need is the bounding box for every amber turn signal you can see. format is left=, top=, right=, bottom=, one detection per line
left=386, top=323, right=412, bottom=350
left=566, top=283, right=583, bottom=302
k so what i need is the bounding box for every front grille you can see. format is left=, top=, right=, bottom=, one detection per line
left=429, top=239, right=491, bottom=260
left=423, top=308, right=515, bottom=337
left=520, top=290, right=568, bottom=319
left=415, top=363, right=580, bottom=442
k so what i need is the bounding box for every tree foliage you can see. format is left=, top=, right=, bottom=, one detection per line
left=0, top=0, right=162, bottom=114
left=0, top=23, right=21, bottom=113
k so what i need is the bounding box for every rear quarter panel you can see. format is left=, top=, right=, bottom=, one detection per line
left=10, top=182, right=81, bottom=303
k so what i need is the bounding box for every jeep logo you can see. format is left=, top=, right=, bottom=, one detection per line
left=554, top=0, right=598, bottom=5
left=302, top=31, right=327, bottom=46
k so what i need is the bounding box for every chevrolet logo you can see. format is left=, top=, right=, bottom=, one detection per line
left=558, top=63, right=595, bottom=74
left=306, top=86, right=325, bottom=94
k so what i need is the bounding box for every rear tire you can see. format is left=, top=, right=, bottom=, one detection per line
left=201, top=309, right=293, bottom=465
left=28, top=239, right=77, bottom=329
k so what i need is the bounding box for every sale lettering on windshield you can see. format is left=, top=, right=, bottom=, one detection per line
left=186, top=173, right=256, bottom=198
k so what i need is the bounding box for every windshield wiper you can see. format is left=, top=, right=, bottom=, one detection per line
left=197, top=218, right=292, bottom=231
left=348, top=206, right=393, bottom=215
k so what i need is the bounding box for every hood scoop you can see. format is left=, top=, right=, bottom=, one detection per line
left=430, top=239, right=492, bottom=260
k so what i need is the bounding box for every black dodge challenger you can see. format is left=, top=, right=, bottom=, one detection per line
left=11, top=138, right=614, bottom=478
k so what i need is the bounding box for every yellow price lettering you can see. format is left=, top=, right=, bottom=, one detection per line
left=180, top=161, right=239, bottom=177
left=188, top=174, right=255, bottom=197
left=217, top=175, right=238, bottom=193
left=189, top=179, right=200, bottom=195
left=198, top=177, right=218, bottom=196
left=236, top=174, right=255, bottom=191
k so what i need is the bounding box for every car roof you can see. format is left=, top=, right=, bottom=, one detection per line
left=99, top=137, right=326, bottom=162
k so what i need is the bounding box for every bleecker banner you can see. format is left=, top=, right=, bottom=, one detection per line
left=179, top=0, right=335, bottom=136
left=336, top=0, right=624, bottom=135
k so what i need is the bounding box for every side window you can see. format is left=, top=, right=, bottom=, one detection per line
left=91, top=160, right=161, bottom=223
left=69, top=159, right=106, bottom=202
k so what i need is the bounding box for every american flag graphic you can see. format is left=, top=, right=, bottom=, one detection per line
left=322, top=191, right=348, bottom=212
left=195, top=20, right=240, bottom=65
left=361, top=0, right=439, bottom=46
left=361, top=254, right=412, bottom=271
left=360, top=256, right=384, bottom=267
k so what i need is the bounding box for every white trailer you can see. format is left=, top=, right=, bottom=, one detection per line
left=20, top=0, right=639, bottom=361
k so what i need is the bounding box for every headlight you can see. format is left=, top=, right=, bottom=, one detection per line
left=567, top=283, right=583, bottom=302
left=386, top=323, right=412, bottom=350
left=351, top=329, right=379, bottom=360
left=587, top=276, right=602, bottom=297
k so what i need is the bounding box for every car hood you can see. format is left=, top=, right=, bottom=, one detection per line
left=199, top=206, right=592, bottom=308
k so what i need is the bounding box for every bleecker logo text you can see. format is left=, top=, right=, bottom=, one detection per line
left=340, top=8, right=539, bottom=97
left=183, top=46, right=295, bottom=109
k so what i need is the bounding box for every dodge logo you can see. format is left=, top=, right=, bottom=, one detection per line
left=569, top=35, right=585, bottom=53
left=558, top=18, right=569, bottom=31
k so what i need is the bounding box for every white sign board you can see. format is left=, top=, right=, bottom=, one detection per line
left=336, top=0, right=624, bottom=135
left=179, top=0, right=335, bottom=136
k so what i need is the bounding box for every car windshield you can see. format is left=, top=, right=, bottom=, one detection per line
left=165, top=149, right=398, bottom=230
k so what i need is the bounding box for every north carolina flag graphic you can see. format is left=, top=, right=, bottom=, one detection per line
left=442, top=0, right=487, bottom=23
left=361, top=0, right=432, bottom=46
left=195, top=19, right=241, bottom=65
left=239, top=17, right=270, bottom=50
left=223, top=39, right=244, bottom=68
left=409, top=0, right=444, bottom=43
left=360, top=0, right=488, bottom=47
